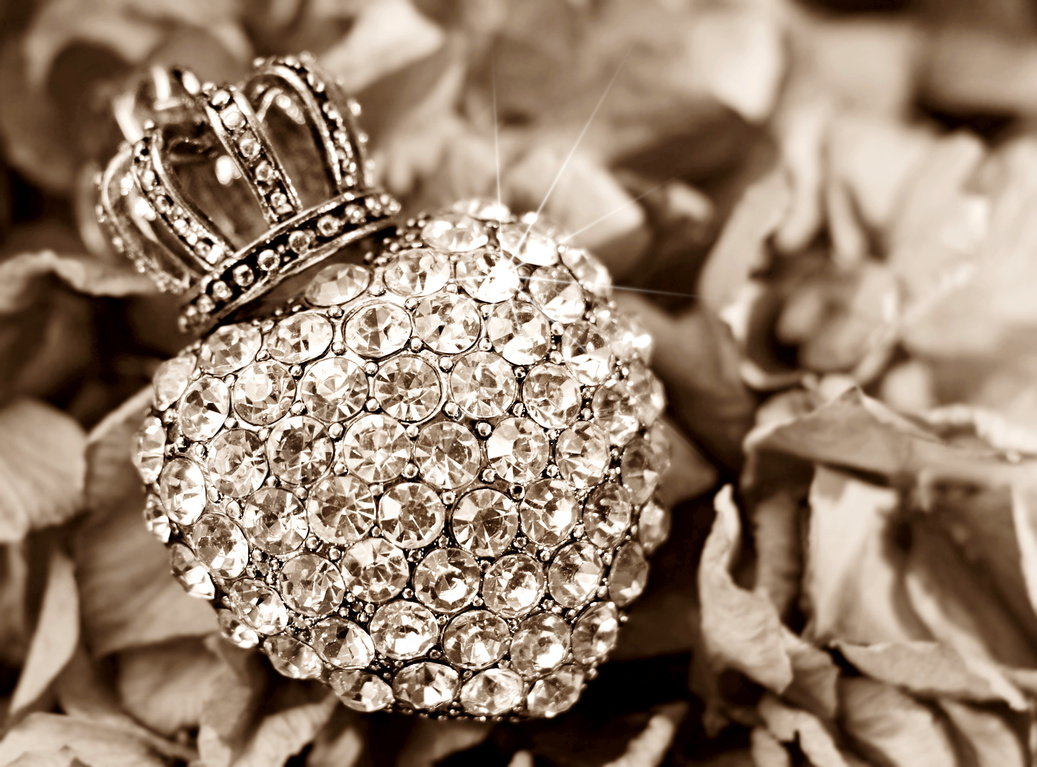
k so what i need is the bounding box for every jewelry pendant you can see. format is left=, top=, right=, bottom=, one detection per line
left=98, top=54, right=671, bottom=719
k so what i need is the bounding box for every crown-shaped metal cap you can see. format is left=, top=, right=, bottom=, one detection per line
left=97, top=53, right=401, bottom=333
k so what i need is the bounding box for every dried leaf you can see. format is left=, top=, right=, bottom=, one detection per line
left=0, top=713, right=168, bottom=767
left=757, top=694, right=848, bottom=767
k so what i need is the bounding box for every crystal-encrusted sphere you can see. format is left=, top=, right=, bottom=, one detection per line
left=135, top=202, right=670, bottom=718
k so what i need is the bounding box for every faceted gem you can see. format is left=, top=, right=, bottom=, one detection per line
left=133, top=416, right=165, bottom=484
left=442, top=611, right=510, bottom=670
left=344, top=302, right=412, bottom=358
left=627, top=362, right=666, bottom=425
left=483, top=554, right=546, bottom=618
left=453, top=198, right=510, bottom=222
left=422, top=212, right=488, bottom=252
left=486, top=417, right=549, bottom=484
left=583, top=484, right=633, bottom=549
left=143, top=497, right=171, bottom=543
left=305, top=263, right=370, bottom=306
left=452, top=489, right=518, bottom=557
left=561, top=321, right=613, bottom=385
left=300, top=358, right=368, bottom=423
left=340, top=538, right=410, bottom=603
left=178, top=376, right=230, bottom=440
left=511, top=612, right=571, bottom=678
left=199, top=323, right=262, bottom=375
left=413, top=548, right=480, bottom=613
left=370, top=601, right=438, bottom=659
left=621, top=438, right=661, bottom=505
left=342, top=414, right=410, bottom=483
left=522, top=364, right=581, bottom=430
left=378, top=482, right=446, bottom=549
left=528, top=266, right=585, bottom=323
left=306, top=475, right=376, bottom=544
left=412, top=293, right=482, bottom=354
left=241, top=487, right=307, bottom=555
left=217, top=609, right=259, bottom=649
left=159, top=458, right=206, bottom=524
left=548, top=542, right=604, bottom=608
left=526, top=665, right=584, bottom=718
left=555, top=422, right=610, bottom=490
left=638, top=500, right=671, bottom=554
left=227, top=579, right=289, bottom=634
left=207, top=429, right=267, bottom=497
left=373, top=356, right=442, bottom=421
left=561, top=248, right=611, bottom=297
left=169, top=543, right=215, bottom=599
left=232, top=360, right=296, bottom=425
left=449, top=352, right=516, bottom=418
left=462, top=669, right=525, bottom=717
left=485, top=301, right=551, bottom=365
left=412, top=421, right=481, bottom=490
left=267, top=416, right=334, bottom=485
left=608, top=542, right=649, bottom=606
left=601, top=311, right=653, bottom=363
left=592, top=383, right=640, bottom=446
left=572, top=602, right=619, bottom=665
left=267, top=312, right=334, bottom=364
left=311, top=618, right=375, bottom=669
left=330, top=669, right=393, bottom=712
left=153, top=352, right=196, bottom=409
left=498, top=223, right=558, bottom=266
left=384, top=248, right=451, bottom=296
left=519, top=479, right=578, bottom=548
left=279, top=553, right=346, bottom=617
left=265, top=636, right=323, bottom=679
left=189, top=513, right=249, bottom=578
left=393, top=662, right=459, bottom=710
left=647, top=421, right=673, bottom=478
left=455, top=249, right=520, bottom=303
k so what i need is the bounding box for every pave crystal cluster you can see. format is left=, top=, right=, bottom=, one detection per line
left=134, top=202, right=670, bottom=718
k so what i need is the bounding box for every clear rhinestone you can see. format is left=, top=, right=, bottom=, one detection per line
left=265, top=636, right=323, bottom=680
left=592, top=383, right=639, bottom=446
left=621, top=438, right=661, bottom=505
left=526, top=665, right=583, bottom=718
left=486, top=301, right=551, bottom=365
left=279, top=553, right=346, bottom=617
left=341, top=538, right=410, bottom=603
left=267, top=416, right=334, bottom=484
left=199, top=324, right=262, bottom=375
left=178, top=377, right=230, bottom=440
left=572, top=602, right=619, bottom=664
left=370, top=601, right=438, bottom=659
left=413, top=421, right=482, bottom=490
left=483, top=554, right=545, bottom=618
left=608, top=542, right=649, bottom=606
left=528, top=266, right=585, bottom=323
left=342, top=414, right=411, bottom=483
left=561, top=322, right=613, bottom=385
left=169, top=543, right=215, bottom=599
left=232, top=360, right=296, bottom=425
left=638, top=500, right=671, bottom=554
left=330, top=669, right=393, bottom=712
left=452, top=198, right=511, bottom=222
left=449, top=352, right=516, bottom=418
left=443, top=611, right=510, bottom=670
left=189, top=513, right=249, bottom=578
left=241, top=487, right=307, bottom=555
left=522, top=364, right=581, bottom=429
left=583, top=484, right=633, bottom=548
left=217, top=609, right=259, bottom=649
left=498, top=223, right=558, bottom=266
left=461, top=668, right=525, bottom=716
left=227, top=578, right=289, bottom=634
left=344, top=302, right=412, bottom=358
left=393, top=662, right=459, bottom=710
left=373, top=356, right=442, bottom=422
left=153, top=352, right=196, bottom=409
left=378, top=482, right=446, bottom=549
left=306, top=475, right=376, bottom=544
left=305, top=263, right=370, bottom=306
left=413, top=548, right=481, bottom=613
left=647, top=421, right=672, bottom=478
left=143, top=497, right=171, bottom=542
left=627, top=362, right=666, bottom=425
left=133, top=416, right=165, bottom=484
left=267, top=312, right=334, bottom=364
left=412, top=293, right=482, bottom=354
left=601, top=312, right=653, bottom=364
left=519, top=479, right=578, bottom=548
left=299, top=358, right=368, bottom=423
left=562, top=248, right=611, bottom=297
left=422, top=212, right=488, bottom=252
left=452, top=489, right=518, bottom=557
left=548, top=542, right=604, bottom=608
left=159, top=458, right=206, bottom=524
left=455, top=249, right=520, bottom=303
left=311, top=618, right=375, bottom=668
left=486, top=417, right=549, bottom=484
left=207, top=429, right=267, bottom=497
left=511, top=612, right=571, bottom=678
left=384, top=248, right=451, bottom=296
left=555, top=422, right=610, bottom=489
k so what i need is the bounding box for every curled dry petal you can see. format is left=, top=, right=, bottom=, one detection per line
left=0, top=713, right=169, bottom=767
left=396, top=719, right=493, bottom=767
left=938, top=699, right=1030, bottom=767
left=757, top=694, right=849, bottom=767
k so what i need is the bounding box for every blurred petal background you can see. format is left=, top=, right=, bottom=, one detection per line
left=3, top=0, right=1037, bottom=764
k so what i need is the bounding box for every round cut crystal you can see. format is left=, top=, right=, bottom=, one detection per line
left=267, top=416, right=334, bottom=485
left=526, top=665, right=584, bottom=718
left=133, top=416, right=165, bottom=484
left=143, top=498, right=171, bottom=542
left=342, top=414, right=410, bottom=483
left=300, top=358, right=368, bottom=423
left=232, top=360, right=296, bottom=425
left=208, top=429, right=267, bottom=497
left=306, top=474, right=376, bottom=544
left=412, top=293, right=482, bottom=354
left=562, top=322, right=613, bottom=385
left=442, top=611, right=510, bottom=670
left=621, top=439, right=661, bottom=505
left=483, top=554, right=545, bottom=618
left=601, top=311, right=653, bottom=364
left=422, top=213, right=488, bottom=252
left=449, top=352, right=516, bottom=418
left=311, top=618, right=375, bottom=668
left=217, top=609, right=259, bottom=649
left=241, top=487, right=307, bottom=555
left=199, top=323, right=262, bottom=375
left=340, top=538, right=409, bottom=603
left=153, top=352, right=196, bottom=409
left=572, top=602, right=619, bottom=665
left=413, top=421, right=482, bottom=490
left=330, top=669, right=393, bottom=712
left=452, top=489, right=518, bottom=557
left=455, top=249, right=520, bottom=303
left=178, top=376, right=230, bottom=441
left=583, top=484, right=633, bottom=549
left=548, top=542, right=604, bottom=608
left=378, top=482, right=446, bottom=549
left=609, top=542, right=649, bottom=606
left=268, top=312, right=334, bottom=364
left=169, top=543, right=215, bottom=599
left=384, top=248, right=451, bottom=297
left=393, top=662, right=459, bottom=710
left=528, top=266, right=585, bottom=323
left=486, top=417, right=549, bottom=484
left=486, top=301, right=551, bottom=365
left=370, top=601, right=438, bottom=659
left=344, top=302, right=412, bottom=358
left=522, top=364, right=581, bottom=429
left=592, top=383, right=640, bottom=446
left=627, top=362, right=666, bottom=424
left=555, top=422, right=610, bottom=489
left=189, top=513, right=249, bottom=578
left=461, top=669, right=525, bottom=716
left=279, top=553, right=346, bottom=617
left=305, top=263, right=370, bottom=306
left=159, top=458, right=206, bottom=524
left=228, top=578, right=289, bottom=634
left=453, top=198, right=510, bottom=221
left=511, top=612, right=571, bottom=678
left=561, top=248, right=611, bottom=297
left=638, top=499, right=671, bottom=554
left=413, top=548, right=480, bottom=613
left=647, top=421, right=672, bottom=477
left=266, top=636, right=322, bottom=680
left=519, top=479, right=578, bottom=548
left=498, top=223, right=558, bottom=266
left=373, top=356, right=442, bottom=422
